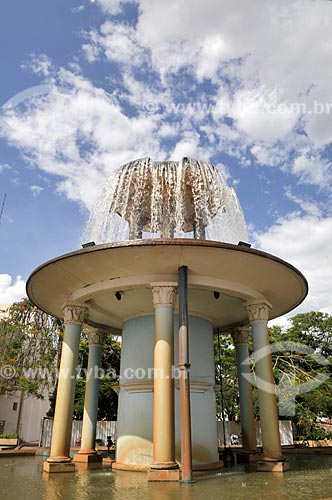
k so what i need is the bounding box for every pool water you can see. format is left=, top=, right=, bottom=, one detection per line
left=1, top=455, right=332, bottom=500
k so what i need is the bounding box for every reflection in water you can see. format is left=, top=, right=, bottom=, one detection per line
left=1, top=455, right=332, bottom=500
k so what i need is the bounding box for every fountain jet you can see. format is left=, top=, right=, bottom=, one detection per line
left=83, top=157, right=248, bottom=243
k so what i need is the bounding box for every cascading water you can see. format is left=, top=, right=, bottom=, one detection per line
left=82, top=157, right=248, bottom=244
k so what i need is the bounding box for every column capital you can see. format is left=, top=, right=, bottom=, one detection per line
left=245, top=300, right=271, bottom=323
left=150, top=283, right=177, bottom=308
left=87, top=329, right=108, bottom=346
left=231, top=325, right=251, bottom=345
left=63, top=303, right=88, bottom=324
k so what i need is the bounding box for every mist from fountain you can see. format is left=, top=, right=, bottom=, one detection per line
left=83, top=157, right=248, bottom=244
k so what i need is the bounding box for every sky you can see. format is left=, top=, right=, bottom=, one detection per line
left=0, top=0, right=332, bottom=324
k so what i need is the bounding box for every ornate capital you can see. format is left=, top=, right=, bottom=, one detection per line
left=245, top=301, right=271, bottom=323
left=63, top=303, right=88, bottom=324
left=231, top=326, right=250, bottom=345
left=87, top=329, right=108, bottom=346
left=151, top=284, right=177, bottom=308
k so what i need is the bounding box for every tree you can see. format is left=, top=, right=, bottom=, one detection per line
left=48, top=331, right=121, bottom=420
left=268, top=312, right=332, bottom=438
left=74, top=332, right=121, bottom=420
left=214, top=331, right=240, bottom=421
left=214, top=312, right=332, bottom=440
left=0, top=299, right=62, bottom=398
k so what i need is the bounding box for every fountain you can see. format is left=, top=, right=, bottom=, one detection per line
left=83, top=157, right=247, bottom=243
left=27, top=157, right=308, bottom=480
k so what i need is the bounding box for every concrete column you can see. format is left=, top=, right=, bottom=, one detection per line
left=231, top=326, right=257, bottom=455
left=148, top=284, right=180, bottom=481
left=74, top=329, right=107, bottom=464
left=245, top=301, right=289, bottom=472
left=44, top=303, right=87, bottom=473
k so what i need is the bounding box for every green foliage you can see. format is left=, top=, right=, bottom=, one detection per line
left=214, top=332, right=240, bottom=421
left=215, top=311, right=332, bottom=437
left=300, top=425, right=332, bottom=441
left=97, top=377, right=119, bottom=420
left=269, top=312, right=332, bottom=433
left=74, top=333, right=120, bottom=420
left=0, top=299, right=62, bottom=397
left=0, top=298, right=120, bottom=420
left=48, top=333, right=121, bottom=421
left=0, top=433, right=18, bottom=439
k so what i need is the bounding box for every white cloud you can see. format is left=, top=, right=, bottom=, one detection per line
left=231, top=87, right=297, bottom=142
left=88, top=21, right=147, bottom=66
left=0, top=67, right=163, bottom=209
left=170, top=131, right=201, bottom=160
left=72, top=5, right=85, bottom=14
left=83, top=0, right=332, bottom=180
left=253, top=213, right=332, bottom=317
left=91, top=0, right=129, bottom=14
left=2, top=0, right=332, bottom=221
left=82, top=42, right=100, bottom=63
left=284, top=189, right=322, bottom=218
left=0, top=275, right=26, bottom=304
left=22, top=54, right=52, bottom=77
left=250, top=144, right=283, bottom=167
left=0, top=163, right=11, bottom=173
left=292, top=153, right=332, bottom=187
left=30, top=185, right=44, bottom=197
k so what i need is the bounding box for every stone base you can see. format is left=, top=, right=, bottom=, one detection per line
left=43, top=461, right=75, bottom=473
left=112, top=461, right=222, bottom=472
left=257, top=460, right=290, bottom=472
left=112, top=462, right=149, bottom=471
left=102, top=457, right=115, bottom=465
left=74, top=453, right=102, bottom=463
left=147, top=468, right=181, bottom=482
left=237, top=451, right=261, bottom=463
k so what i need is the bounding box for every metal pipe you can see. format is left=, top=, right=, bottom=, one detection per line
left=178, top=266, right=193, bottom=482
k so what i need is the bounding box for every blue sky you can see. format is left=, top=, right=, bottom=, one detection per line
left=0, top=0, right=332, bottom=322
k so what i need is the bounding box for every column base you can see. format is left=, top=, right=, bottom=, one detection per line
left=238, top=450, right=261, bottom=463
left=43, top=461, right=75, bottom=473
left=102, top=457, right=115, bottom=465
left=74, top=452, right=102, bottom=463
left=150, top=461, right=179, bottom=470
left=112, top=462, right=150, bottom=471
left=148, top=468, right=181, bottom=482
left=257, top=460, right=290, bottom=472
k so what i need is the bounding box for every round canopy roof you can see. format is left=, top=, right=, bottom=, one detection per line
left=26, top=239, right=308, bottom=331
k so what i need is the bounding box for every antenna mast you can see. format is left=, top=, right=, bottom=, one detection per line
left=0, top=194, right=7, bottom=225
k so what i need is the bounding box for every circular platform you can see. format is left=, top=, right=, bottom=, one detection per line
left=27, top=239, right=308, bottom=330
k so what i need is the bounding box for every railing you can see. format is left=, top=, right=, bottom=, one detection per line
left=39, top=418, right=117, bottom=447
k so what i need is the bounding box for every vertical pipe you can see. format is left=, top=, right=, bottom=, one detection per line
left=178, top=266, right=193, bottom=482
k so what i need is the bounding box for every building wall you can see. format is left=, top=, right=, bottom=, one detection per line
left=0, top=392, right=50, bottom=442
